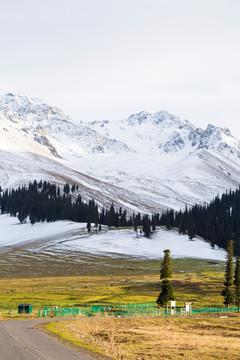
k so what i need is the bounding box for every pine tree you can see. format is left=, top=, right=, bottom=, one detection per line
left=156, top=249, right=175, bottom=310
left=221, top=240, right=235, bottom=307
left=234, top=256, right=240, bottom=312
left=188, top=219, right=195, bottom=240
left=142, top=215, right=151, bottom=238
left=134, top=216, right=138, bottom=233
left=63, top=183, right=70, bottom=194
left=30, top=213, right=36, bottom=226
left=156, top=280, right=175, bottom=310
left=160, top=249, right=172, bottom=279
left=87, top=218, right=91, bottom=233
left=108, top=204, right=115, bottom=227
left=151, top=215, right=156, bottom=232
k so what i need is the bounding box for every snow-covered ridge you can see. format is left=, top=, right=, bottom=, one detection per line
left=1, top=93, right=239, bottom=159
left=1, top=92, right=240, bottom=213
left=86, top=110, right=240, bottom=158
left=0, top=93, right=132, bottom=157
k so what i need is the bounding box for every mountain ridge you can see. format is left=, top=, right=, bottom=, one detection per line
left=86, top=109, right=239, bottom=159
left=1, top=93, right=240, bottom=213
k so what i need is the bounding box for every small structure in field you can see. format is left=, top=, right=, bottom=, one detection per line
left=185, top=303, right=192, bottom=314
left=170, top=300, right=176, bottom=315
left=18, top=304, right=33, bottom=314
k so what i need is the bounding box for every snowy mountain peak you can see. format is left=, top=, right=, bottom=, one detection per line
left=0, top=93, right=72, bottom=126
left=128, top=111, right=149, bottom=124
left=127, top=110, right=189, bottom=128
left=0, top=93, right=132, bottom=157
left=86, top=109, right=240, bottom=158
left=1, top=93, right=238, bottom=160
left=1, top=93, right=240, bottom=214
left=204, top=123, right=231, bottom=138
left=195, top=123, right=240, bottom=158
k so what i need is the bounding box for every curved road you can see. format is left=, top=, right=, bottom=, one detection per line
left=0, top=319, right=96, bottom=360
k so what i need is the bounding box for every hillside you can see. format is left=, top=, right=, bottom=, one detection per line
left=0, top=214, right=226, bottom=261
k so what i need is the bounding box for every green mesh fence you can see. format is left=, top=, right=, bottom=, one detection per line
left=37, top=303, right=239, bottom=318
left=191, top=306, right=239, bottom=315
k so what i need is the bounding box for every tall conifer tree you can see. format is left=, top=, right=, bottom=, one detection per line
left=156, top=249, right=175, bottom=310
left=234, top=256, right=240, bottom=312
left=221, top=240, right=235, bottom=307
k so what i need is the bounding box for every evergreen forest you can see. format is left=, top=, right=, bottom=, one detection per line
left=1, top=181, right=240, bottom=255
left=160, top=188, right=240, bottom=255
left=0, top=180, right=155, bottom=237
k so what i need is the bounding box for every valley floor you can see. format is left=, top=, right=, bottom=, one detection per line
left=0, top=215, right=233, bottom=360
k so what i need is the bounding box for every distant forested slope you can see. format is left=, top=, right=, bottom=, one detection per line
left=1, top=180, right=240, bottom=255
left=160, top=187, right=240, bottom=255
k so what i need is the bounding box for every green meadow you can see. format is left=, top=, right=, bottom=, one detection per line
left=0, top=257, right=225, bottom=314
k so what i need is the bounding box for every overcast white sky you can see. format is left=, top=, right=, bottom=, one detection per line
left=1, top=0, right=240, bottom=135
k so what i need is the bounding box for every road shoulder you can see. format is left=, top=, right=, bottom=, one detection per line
left=36, top=320, right=113, bottom=360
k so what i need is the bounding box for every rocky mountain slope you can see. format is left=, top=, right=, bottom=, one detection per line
left=1, top=93, right=240, bottom=213
left=87, top=110, right=240, bottom=158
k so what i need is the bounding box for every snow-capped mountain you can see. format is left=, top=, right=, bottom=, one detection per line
left=1, top=93, right=240, bottom=213
left=0, top=93, right=132, bottom=158
left=86, top=111, right=240, bottom=159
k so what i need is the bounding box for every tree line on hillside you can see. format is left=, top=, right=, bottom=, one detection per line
left=160, top=188, right=240, bottom=255
left=2, top=180, right=240, bottom=254
left=0, top=180, right=158, bottom=237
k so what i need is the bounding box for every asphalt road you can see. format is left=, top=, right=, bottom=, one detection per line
left=0, top=319, right=96, bottom=360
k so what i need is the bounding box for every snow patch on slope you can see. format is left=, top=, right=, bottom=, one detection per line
left=0, top=214, right=226, bottom=261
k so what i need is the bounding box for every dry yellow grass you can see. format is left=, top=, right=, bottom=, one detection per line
left=47, top=315, right=240, bottom=360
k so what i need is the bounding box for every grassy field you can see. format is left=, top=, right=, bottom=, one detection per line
left=0, top=258, right=225, bottom=314
left=1, top=254, right=238, bottom=359
left=46, top=315, right=240, bottom=360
